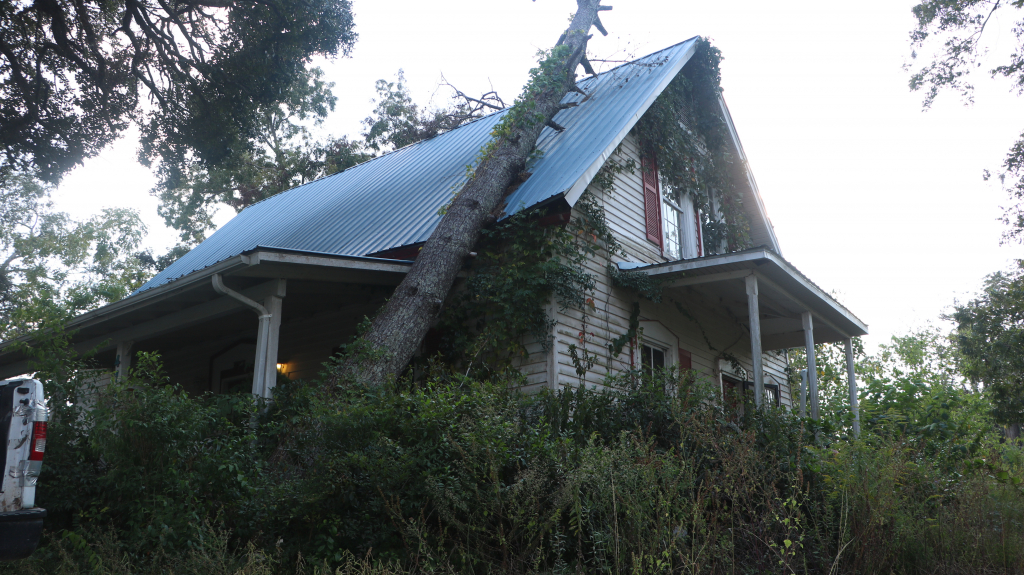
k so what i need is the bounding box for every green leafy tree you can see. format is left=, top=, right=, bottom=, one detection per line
left=362, top=70, right=489, bottom=153
left=951, top=262, right=1024, bottom=426
left=153, top=71, right=370, bottom=244
left=789, top=338, right=867, bottom=426
left=0, top=173, right=150, bottom=340
left=791, top=328, right=993, bottom=447
left=0, top=0, right=356, bottom=186
left=908, top=0, right=1024, bottom=242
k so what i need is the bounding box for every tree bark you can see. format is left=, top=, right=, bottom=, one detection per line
left=350, top=0, right=609, bottom=384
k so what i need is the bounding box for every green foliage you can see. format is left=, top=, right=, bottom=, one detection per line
left=362, top=71, right=484, bottom=154
left=635, top=37, right=752, bottom=254
left=0, top=173, right=151, bottom=340
left=152, top=69, right=369, bottom=244
left=951, top=261, right=1024, bottom=424
left=907, top=0, right=1024, bottom=244
left=792, top=328, right=997, bottom=467
left=0, top=0, right=357, bottom=187
left=17, top=346, right=1024, bottom=574
left=7, top=336, right=1024, bottom=574
left=435, top=192, right=620, bottom=372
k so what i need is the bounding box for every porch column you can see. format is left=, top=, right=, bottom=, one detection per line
left=114, top=340, right=134, bottom=382
left=212, top=274, right=285, bottom=400
left=802, top=312, right=819, bottom=420
left=844, top=338, right=861, bottom=437
left=799, top=369, right=808, bottom=418
left=745, top=275, right=764, bottom=408
left=259, top=295, right=283, bottom=399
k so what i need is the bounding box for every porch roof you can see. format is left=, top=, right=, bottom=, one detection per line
left=623, top=248, right=868, bottom=351
left=0, top=248, right=412, bottom=379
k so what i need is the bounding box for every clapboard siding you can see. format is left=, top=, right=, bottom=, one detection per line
left=539, top=132, right=793, bottom=407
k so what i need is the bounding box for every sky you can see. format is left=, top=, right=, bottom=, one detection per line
left=52, top=0, right=1024, bottom=350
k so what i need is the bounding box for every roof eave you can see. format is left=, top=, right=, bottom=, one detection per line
left=638, top=248, right=868, bottom=338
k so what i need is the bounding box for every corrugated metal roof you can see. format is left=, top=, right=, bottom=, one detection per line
left=136, top=38, right=699, bottom=294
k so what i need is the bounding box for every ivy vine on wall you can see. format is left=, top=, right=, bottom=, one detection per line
left=635, top=37, right=752, bottom=254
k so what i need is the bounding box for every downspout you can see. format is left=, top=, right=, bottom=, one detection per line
left=212, top=274, right=272, bottom=398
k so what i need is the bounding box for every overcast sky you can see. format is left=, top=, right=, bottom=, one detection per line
left=52, top=0, right=1024, bottom=349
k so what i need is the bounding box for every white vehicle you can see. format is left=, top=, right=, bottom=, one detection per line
left=0, top=378, right=47, bottom=560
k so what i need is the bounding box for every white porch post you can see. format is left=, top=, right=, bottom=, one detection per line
left=260, top=295, right=283, bottom=398
left=115, top=340, right=134, bottom=382
left=799, top=369, right=808, bottom=418
left=844, top=338, right=861, bottom=437
left=745, top=275, right=764, bottom=408
left=212, top=275, right=285, bottom=400
left=802, top=312, right=819, bottom=420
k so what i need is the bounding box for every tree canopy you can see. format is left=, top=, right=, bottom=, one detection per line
left=909, top=0, right=1024, bottom=242
left=0, top=0, right=356, bottom=186
left=951, top=263, right=1024, bottom=425
left=0, top=173, right=150, bottom=341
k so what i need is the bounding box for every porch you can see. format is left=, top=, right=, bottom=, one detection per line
left=622, top=247, right=869, bottom=432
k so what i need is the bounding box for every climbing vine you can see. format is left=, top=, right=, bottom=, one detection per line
left=634, top=37, right=752, bottom=254
left=435, top=190, right=620, bottom=375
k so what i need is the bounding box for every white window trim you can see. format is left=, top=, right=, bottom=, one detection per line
left=638, top=320, right=679, bottom=368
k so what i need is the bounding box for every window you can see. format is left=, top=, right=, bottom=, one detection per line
left=722, top=375, right=781, bottom=419
left=649, top=157, right=704, bottom=260
left=640, top=344, right=666, bottom=377
left=662, top=198, right=682, bottom=260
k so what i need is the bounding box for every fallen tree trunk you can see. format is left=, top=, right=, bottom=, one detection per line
left=349, top=0, right=610, bottom=384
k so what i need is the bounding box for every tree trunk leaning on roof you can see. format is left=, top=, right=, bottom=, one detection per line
left=347, top=0, right=612, bottom=384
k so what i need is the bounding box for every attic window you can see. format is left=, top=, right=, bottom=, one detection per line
left=661, top=184, right=704, bottom=260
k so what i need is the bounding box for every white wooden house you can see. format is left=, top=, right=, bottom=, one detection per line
left=0, top=38, right=867, bottom=420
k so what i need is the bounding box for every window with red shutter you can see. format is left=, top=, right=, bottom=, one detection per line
left=641, top=155, right=662, bottom=246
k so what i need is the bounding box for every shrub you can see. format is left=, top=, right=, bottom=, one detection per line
left=4, top=356, right=1022, bottom=574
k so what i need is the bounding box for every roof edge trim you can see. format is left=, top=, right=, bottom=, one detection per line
left=717, top=95, right=781, bottom=254
left=641, top=248, right=868, bottom=335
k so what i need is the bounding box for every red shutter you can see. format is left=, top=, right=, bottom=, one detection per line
left=678, top=348, right=691, bottom=370
left=694, top=210, right=703, bottom=257
left=642, top=155, right=662, bottom=246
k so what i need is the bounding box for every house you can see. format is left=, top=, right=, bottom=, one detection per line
left=0, top=38, right=867, bottom=420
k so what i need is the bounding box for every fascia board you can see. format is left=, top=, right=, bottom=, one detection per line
left=643, top=249, right=868, bottom=336
left=717, top=95, right=782, bottom=254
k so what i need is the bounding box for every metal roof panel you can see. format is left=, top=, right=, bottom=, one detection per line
left=135, top=38, right=699, bottom=295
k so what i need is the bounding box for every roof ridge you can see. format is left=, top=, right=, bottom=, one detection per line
left=579, top=35, right=700, bottom=78
left=240, top=39, right=701, bottom=210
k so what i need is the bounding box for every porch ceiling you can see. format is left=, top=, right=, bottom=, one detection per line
left=628, top=248, right=868, bottom=352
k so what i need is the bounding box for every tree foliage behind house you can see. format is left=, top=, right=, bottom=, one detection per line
left=952, top=262, right=1024, bottom=426
left=908, top=0, right=1024, bottom=244
left=0, top=0, right=356, bottom=188
left=0, top=174, right=149, bottom=341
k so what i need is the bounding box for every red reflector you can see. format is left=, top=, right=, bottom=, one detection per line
left=28, top=422, right=46, bottom=461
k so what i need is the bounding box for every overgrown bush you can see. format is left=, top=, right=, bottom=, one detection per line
left=4, top=350, right=1023, bottom=574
